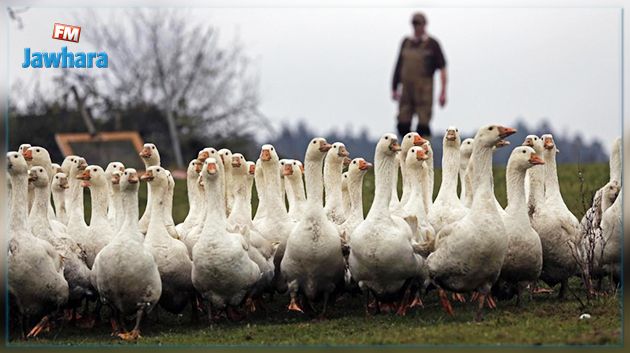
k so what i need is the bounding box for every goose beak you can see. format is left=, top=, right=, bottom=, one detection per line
left=413, top=134, right=427, bottom=146
left=446, top=131, right=457, bottom=141
left=111, top=175, right=120, bottom=185
left=118, top=166, right=124, bottom=172
left=338, top=146, right=349, bottom=158
left=358, top=160, right=372, bottom=171
left=28, top=172, right=37, bottom=182
left=260, top=149, right=272, bottom=162
left=194, top=163, right=202, bottom=174
left=343, top=157, right=351, bottom=166
left=206, top=162, right=218, bottom=175
left=416, top=149, right=428, bottom=161
left=543, top=137, right=555, bottom=150
left=231, top=156, right=242, bottom=168
left=248, top=164, right=256, bottom=175
left=60, top=180, right=69, bottom=189
left=80, top=180, right=91, bottom=188
left=495, top=140, right=510, bottom=148
left=497, top=126, right=517, bottom=138
left=140, top=170, right=154, bottom=182
left=77, top=170, right=91, bottom=181
left=319, top=141, right=332, bottom=153
left=23, top=149, right=33, bottom=161
left=283, top=164, right=293, bottom=176
left=139, top=147, right=152, bottom=158
left=522, top=138, right=534, bottom=147
left=78, top=161, right=88, bottom=170
left=198, top=151, right=209, bottom=162
left=529, top=154, right=545, bottom=165
left=128, top=173, right=139, bottom=184
left=389, top=141, right=401, bottom=152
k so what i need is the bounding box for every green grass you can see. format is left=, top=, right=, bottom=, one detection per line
left=41, top=162, right=619, bottom=346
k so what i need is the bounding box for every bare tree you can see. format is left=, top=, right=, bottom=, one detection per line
left=59, top=9, right=260, bottom=168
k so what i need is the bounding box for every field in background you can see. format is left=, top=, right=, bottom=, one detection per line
left=21, top=162, right=619, bottom=346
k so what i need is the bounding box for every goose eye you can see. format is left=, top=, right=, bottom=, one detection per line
left=93, top=168, right=97, bottom=172
left=385, top=136, right=389, bottom=140
left=312, top=141, right=316, bottom=144
left=211, top=151, right=215, bottom=154
left=271, top=147, right=274, bottom=151
left=14, top=155, right=17, bottom=159
left=488, top=127, right=493, bottom=131
left=151, top=146, right=155, bottom=150
left=522, top=150, right=526, bottom=154
left=124, top=172, right=128, bottom=175
left=353, top=161, right=356, bottom=164
left=55, top=176, right=58, bottom=179
left=36, top=149, right=40, bottom=152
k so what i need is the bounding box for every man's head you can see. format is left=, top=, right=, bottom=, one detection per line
left=411, top=12, right=427, bottom=37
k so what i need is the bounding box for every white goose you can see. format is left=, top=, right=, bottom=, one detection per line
left=60, top=155, right=79, bottom=214
left=324, top=142, right=351, bottom=224
left=138, top=143, right=161, bottom=234
left=7, top=151, right=68, bottom=338
left=427, top=125, right=515, bottom=320
left=65, top=157, right=90, bottom=248
left=600, top=186, right=622, bottom=284
left=280, top=138, right=346, bottom=316
left=104, top=162, right=125, bottom=230
left=76, top=165, right=116, bottom=268
left=92, top=168, right=162, bottom=340
left=284, top=160, right=306, bottom=223
left=394, top=132, right=427, bottom=215
left=349, top=134, right=426, bottom=315
left=428, top=127, right=467, bottom=234
left=339, top=158, right=371, bottom=243
left=421, top=141, right=435, bottom=213
left=163, top=170, right=181, bottom=239
left=496, top=146, right=544, bottom=305
left=175, top=159, right=203, bottom=239
left=400, top=147, right=435, bottom=247
left=530, top=134, right=580, bottom=298
left=192, top=157, right=261, bottom=320
left=218, top=148, right=235, bottom=216
left=51, top=173, right=69, bottom=225
left=459, top=138, right=474, bottom=203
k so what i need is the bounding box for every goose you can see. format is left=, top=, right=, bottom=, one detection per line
left=218, top=148, right=235, bottom=216
left=7, top=151, right=68, bottom=338
left=341, top=171, right=351, bottom=219
left=428, top=127, right=467, bottom=234
left=92, top=168, right=162, bottom=340
left=523, top=135, right=543, bottom=206
left=51, top=173, right=69, bottom=225
left=495, top=146, right=544, bottom=305
left=529, top=134, right=580, bottom=299
left=459, top=138, right=474, bottom=202
left=600, top=187, right=622, bottom=285
left=60, top=155, right=80, bottom=212
left=65, top=157, right=90, bottom=249
left=141, top=166, right=194, bottom=315
left=280, top=137, right=345, bottom=316
left=324, top=143, right=351, bottom=224
left=51, top=163, right=62, bottom=174
left=421, top=141, right=435, bottom=213
left=284, top=160, right=306, bottom=222
left=28, top=167, right=92, bottom=318
left=427, top=125, right=515, bottom=320
left=175, top=159, right=203, bottom=239
left=394, top=132, right=427, bottom=215
left=349, top=134, right=426, bottom=315
left=228, top=153, right=276, bottom=259
left=192, top=157, right=261, bottom=320
left=163, top=170, right=181, bottom=239
left=252, top=158, right=268, bottom=228
left=400, top=147, right=435, bottom=247
left=138, top=143, right=161, bottom=234
left=338, top=158, right=371, bottom=243
left=104, top=162, right=125, bottom=231
left=76, top=165, right=116, bottom=268
left=18, top=144, right=34, bottom=212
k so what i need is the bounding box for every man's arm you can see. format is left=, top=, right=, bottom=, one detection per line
left=391, top=38, right=407, bottom=101
left=439, top=67, right=447, bottom=107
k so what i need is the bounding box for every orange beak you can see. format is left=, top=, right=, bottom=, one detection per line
left=338, top=146, right=349, bottom=158
left=319, top=141, right=332, bottom=152
left=28, top=173, right=37, bottom=183
left=416, top=149, right=428, bottom=160
left=358, top=160, right=372, bottom=171
left=60, top=179, right=69, bottom=189
left=78, top=161, right=88, bottom=170
left=495, top=140, right=510, bottom=148
left=23, top=149, right=33, bottom=161
left=343, top=157, right=351, bottom=166
left=522, top=138, right=534, bottom=147
left=198, top=151, right=209, bottom=162
left=140, top=170, right=154, bottom=182
left=544, top=137, right=554, bottom=150
left=111, top=175, right=120, bottom=185
left=118, top=166, right=124, bottom=172
left=261, top=149, right=271, bottom=162
left=232, top=156, right=242, bottom=168
left=413, top=134, right=427, bottom=146
left=194, top=162, right=202, bottom=174
left=389, top=141, right=401, bottom=152
left=497, top=126, right=517, bottom=138
left=248, top=164, right=256, bottom=175
left=446, top=131, right=457, bottom=141
left=283, top=164, right=293, bottom=176
left=77, top=169, right=91, bottom=181
left=529, top=154, right=545, bottom=165
left=139, top=147, right=151, bottom=158
left=207, top=162, right=218, bottom=175
left=128, top=173, right=139, bottom=184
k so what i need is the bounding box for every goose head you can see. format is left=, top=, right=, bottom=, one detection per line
left=77, top=165, right=107, bottom=188
left=474, top=125, right=516, bottom=148
left=141, top=166, right=170, bottom=191
left=541, top=134, right=559, bottom=153
left=197, top=147, right=218, bottom=163
left=105, top=162, right=125, bottom=178
left=7, top=152, right=29, bottom=176
left=231, top=154, right=248, bottom=175
left=405, top=146, right=429, bottom=169
left=18, top=144, right=31, bottom=155
left=326, top=142, right=350, bottom=164
left=348, top=158, right=372, bottom=176
left=280, top=159, right=293, bottom=177
left=218, top=149, right=233, bottom=167
left=460, top=138, right=474, bottom=157
left=69, top=157, right=88, bottom=178
left=603, top=180, right=621, bottom=205
left=51, top=163, right=63, bottom=175
left=305, top=137, right=332, bottom=161
left=120, top=168, right=140, bottom=193
left=188, top=159, right=203, bottom=178
left=509, top=146, right=545, bottom=171
left=283, top=160, right=304, bottom=179
left=260, top=144, right=279, bottom=164
left=61, top=155, right=79, bottom=175
left=139, top=143, right=160, bottom=166
left=376, top=133, right=401, bottom=157
left=28, top=166, right=50, bottom=188
left=402, top=132, right=427, bottom=153
left=522, top=135, right=544, bottom=154
left=246, top=161, right=256, bottom=177
left=200, top=157, right=222, bottom=181
left=444, top=126, right=461, bottom=146
left=52, top=173, right=70, bottom=190
left=110, top=170, right=122, bottom=191
left=24, top=146, right=51, bottom=169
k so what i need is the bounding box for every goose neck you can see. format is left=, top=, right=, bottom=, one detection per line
left=324, top=158, right=343, bottom=206
left=610, top=140, right=621, bottom=183
left=120, top=190, right=143, bottom=242
left=543, top=150, right=563, bottom=201
left=202, top=175, right=227, bottom=234
left=347, top=174, right=364, bottom=218
left=305, top=156, right=325, bottom=206
left=30, top=185, right=50, bottom=223
left=9, top=174, right=29, bottom=234
left=89, top=184, right=109, bottom=225
left=506, top=163, right=528, bottom=217
left=469, top=143, right=494, bottom=207
left=527, top=166, right=545, bottom=209
left=231, top=173, right=252, bottom=220
left=262, top=161, right=287, bottom=213
left=437, top=145, right=460, bottom=199
left=368, top=151, right=397, bottom=216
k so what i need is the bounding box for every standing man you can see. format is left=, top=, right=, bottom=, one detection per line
left=392, top=12, right=447, bottom=138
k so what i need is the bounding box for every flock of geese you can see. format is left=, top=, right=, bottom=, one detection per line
left=7, top=124, right=622, bottom=341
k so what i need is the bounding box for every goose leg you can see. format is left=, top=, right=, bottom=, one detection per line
left=318, top=291, right=330, bottom=320
left=558, top=280, right=568, bottom=300
left=287, top=293, right=304, bottom=313
left=118, top=308, right=144, bottom=341
left=475, top=293, right=486, bottom=322
left=438, top=289, right=454, bottom=316
left=396, top=288, right=411, bottom=316
left=363, top=290, right=371, bottom=317
left=452, top=293, right=466, bottom=303
left=27, top=315, right=50, bottom=338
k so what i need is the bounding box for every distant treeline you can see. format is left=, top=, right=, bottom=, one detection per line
left=268, top=119, right=609, bottom=167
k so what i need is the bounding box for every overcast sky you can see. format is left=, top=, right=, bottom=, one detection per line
left=8, top=6, right=622, bottom=150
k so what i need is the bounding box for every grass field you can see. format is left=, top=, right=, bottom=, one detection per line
left=10, top=162, right=622, bottom=346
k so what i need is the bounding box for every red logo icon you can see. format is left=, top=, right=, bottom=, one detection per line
left=52, top=23, right=81, bottom=43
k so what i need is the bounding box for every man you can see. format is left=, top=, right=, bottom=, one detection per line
left=392, top=12, right=447, bottom=138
